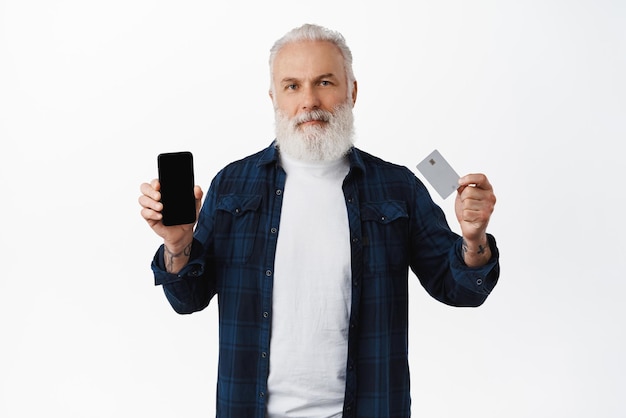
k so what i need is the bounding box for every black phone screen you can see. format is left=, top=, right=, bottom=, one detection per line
left=157, top=151, right=196, bottom=226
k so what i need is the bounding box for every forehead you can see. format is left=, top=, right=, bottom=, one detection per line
left=273, top=40, right=346, bottom=80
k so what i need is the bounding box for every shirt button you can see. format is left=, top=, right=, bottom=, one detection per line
left=270, top=227, right=277, bottom=234
left=263, top=312, right=269, bottom=318
left=234, top=208, right=241, bottom=214
left=261, top=352, right=267, bottom=358
left=381, top=216, right=387, bottom=222
left=275, top=189, right=282, bottom=196
left=259, top=391, right=265, bottom=398
left=265, top=270, right=272, bottom=276
left=347, top=197, right=354, bottom=203
left=476, top=278, right=483, bottom=285
left=352, top=237, right=359, bottom=243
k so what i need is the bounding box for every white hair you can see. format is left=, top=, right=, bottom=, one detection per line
left=269, top=23, right=356, bottom=100
left=274, top=102, right=355, bottom=162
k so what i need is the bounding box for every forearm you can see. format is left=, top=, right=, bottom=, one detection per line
left=163, top=239, right=193, bottom=273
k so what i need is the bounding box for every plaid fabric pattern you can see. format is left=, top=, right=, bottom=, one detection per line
left=152, top=143, right=499, bottom=418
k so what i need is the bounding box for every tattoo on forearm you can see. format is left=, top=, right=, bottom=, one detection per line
left=462, top=239, right=487, bottom=256
left=164, top=242, right=192, bottom=272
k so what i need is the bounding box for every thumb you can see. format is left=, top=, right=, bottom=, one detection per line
left=194, top=186, right=204, bottom=215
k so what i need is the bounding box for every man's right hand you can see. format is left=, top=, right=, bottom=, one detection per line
left=139, top=179, right=204, bottom=272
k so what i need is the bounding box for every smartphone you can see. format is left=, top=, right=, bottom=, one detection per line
left=157, top=151, right=196, bottom=226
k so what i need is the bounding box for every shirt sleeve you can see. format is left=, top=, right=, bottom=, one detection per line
left=447, top=233, right=500, bottom=304
left=409, top=173, right=500, bottom=307
left=150, top=238, right=216, bottom=314
left=151, top=238, right=206, bottom=286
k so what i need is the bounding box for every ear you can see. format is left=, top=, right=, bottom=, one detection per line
left=351, top=81, right=358, bottom=106
left=269, top=89, right=274, bottom=102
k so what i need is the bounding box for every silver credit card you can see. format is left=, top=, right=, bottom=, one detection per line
left=416, top=149, right=460, bottom=199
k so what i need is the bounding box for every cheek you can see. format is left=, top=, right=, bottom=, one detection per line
left=273, top=97, right=298, bottom=117
left=321, top=92, right=349, bottom=110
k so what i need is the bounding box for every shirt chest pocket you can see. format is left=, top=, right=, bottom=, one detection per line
left=361, top=200, right=409, bottom=270
left=214, top=194, right=262, bottom=264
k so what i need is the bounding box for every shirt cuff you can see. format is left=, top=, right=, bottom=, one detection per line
left=151, top=239, right=206, bottom=286
left=450, top=234, right=500, bottom=295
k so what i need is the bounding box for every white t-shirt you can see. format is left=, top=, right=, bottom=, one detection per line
left=266, top=153, right=352, bottom=418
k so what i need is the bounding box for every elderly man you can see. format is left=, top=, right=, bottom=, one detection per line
left=139, top=23, right=499, bottom=418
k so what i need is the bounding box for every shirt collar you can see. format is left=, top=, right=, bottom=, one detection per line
left=256, top=141, right=280, bottom=167
left=347, top=146, right=366, bottom=174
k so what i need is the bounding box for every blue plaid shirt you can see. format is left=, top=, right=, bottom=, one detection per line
left=152, top=143, right=500, bottom=418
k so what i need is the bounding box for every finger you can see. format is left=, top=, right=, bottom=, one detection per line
left=460, top=211, right=485, bottom=226
left=140, top=181, right=161, bottom=202
left=460, top=198, right=483, bottom=213
left=194, top=186, right=203, bottom=217
left=461, top=195, right=495, bottom=215
left=194, top=185, right=203, bottom=200
left=460, top=209, right=491, bottom=230
left=458, top=173, right=492, bottom=190
left=140, top=206, right=163, bottom=222
left=459, top=194, right=494, bottom=220
left=138, top=193, right=163, bottom=212
left=460, top=184, right=487, bottom=200
left=459, top=181, right=496, bottom=206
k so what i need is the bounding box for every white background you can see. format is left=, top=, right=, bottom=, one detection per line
left=1, top=0, right=624, bottom=417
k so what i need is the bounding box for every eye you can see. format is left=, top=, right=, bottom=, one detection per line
left=285, top=83, right=298, bottom=91
left=319, top=80, right=332, bottom=86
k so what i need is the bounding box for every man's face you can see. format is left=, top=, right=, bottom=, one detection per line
left=270, top=40, right=358, bottom=161
left=270, top=40, right=356, bottom=125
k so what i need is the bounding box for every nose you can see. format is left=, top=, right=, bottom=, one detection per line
left=301, top=85, right=321, bottom=111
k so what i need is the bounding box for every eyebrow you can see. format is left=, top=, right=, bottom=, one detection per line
left=280, top=73, right=339, bottom=85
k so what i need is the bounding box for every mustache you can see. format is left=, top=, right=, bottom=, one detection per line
left=293, top=109, right=333, bottom=125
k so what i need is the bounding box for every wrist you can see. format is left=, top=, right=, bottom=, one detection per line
left=462, top=236, right=488, bottom=255
left=461, top=235, right=491, bottom=267
left=164, top=240, right=193, bottom=258
left=163, top=233, right=193, bottom=254
left=163, top=239, right=193, bottom=274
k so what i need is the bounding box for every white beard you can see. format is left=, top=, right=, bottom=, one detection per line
left=274, top=102, right=355, bottom=162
